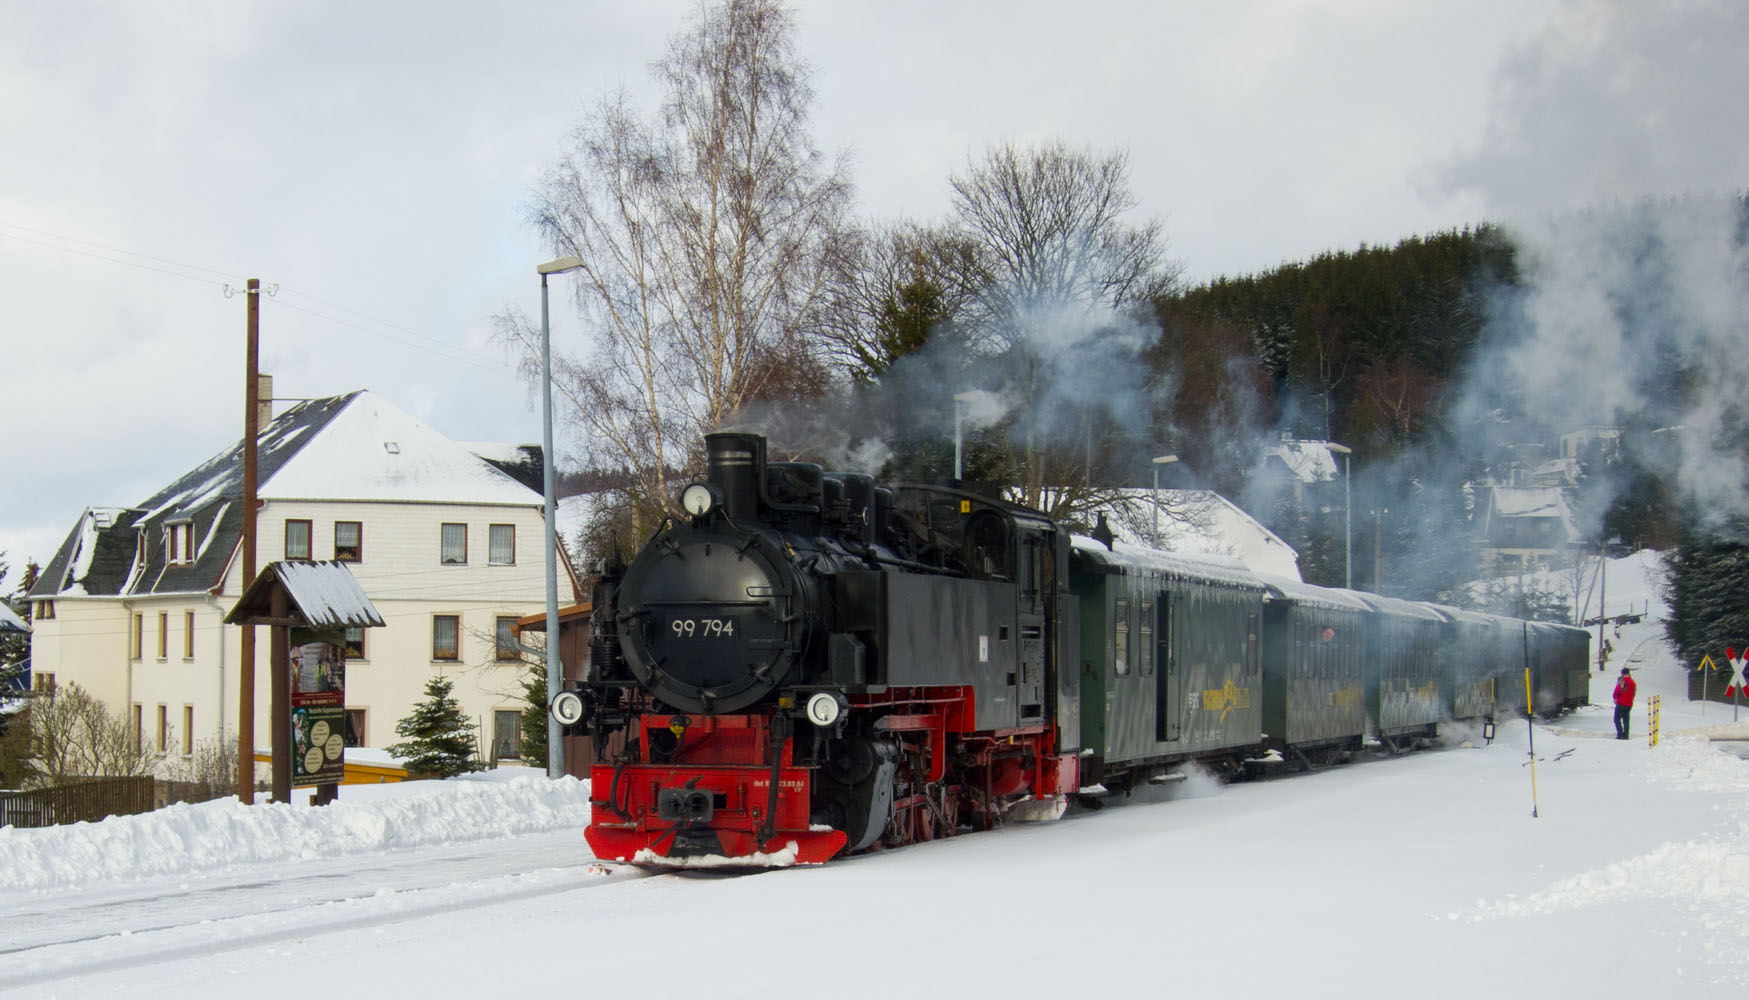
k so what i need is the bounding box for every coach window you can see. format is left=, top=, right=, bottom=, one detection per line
left=1139, top=600, right=1155, bottom=676
left=1114, top=598, right=1131, bottom=676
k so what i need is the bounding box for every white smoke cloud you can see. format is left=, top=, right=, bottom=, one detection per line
left=1433, top=0, right=1749, bottom=526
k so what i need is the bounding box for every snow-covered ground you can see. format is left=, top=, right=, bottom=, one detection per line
left=3, top=552, right=1747, bottom=998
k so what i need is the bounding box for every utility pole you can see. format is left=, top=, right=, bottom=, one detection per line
left=1596, top=541, right=1607, bottom=672
left=237, top=278, right=260, bottom=803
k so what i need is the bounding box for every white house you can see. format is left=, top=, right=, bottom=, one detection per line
left=26, top=390, right=580, bottom=773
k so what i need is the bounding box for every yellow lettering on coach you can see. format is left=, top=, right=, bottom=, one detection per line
left=1201, top=680, right=1252, bottom=723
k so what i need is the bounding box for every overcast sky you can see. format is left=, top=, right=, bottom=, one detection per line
left=4, top=0, right=1742, bottom=591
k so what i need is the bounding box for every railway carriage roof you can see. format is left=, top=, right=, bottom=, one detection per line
left=1071, top=535, right=1266, bottom=589
left=1256, top=574, right=1374, bottom=611
left=1420, top=603, right=1507, bottom=627
left=1332, top=589, right=1447, bottom=620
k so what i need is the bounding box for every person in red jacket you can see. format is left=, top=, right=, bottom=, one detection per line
left=1612, top=667, right=1637, bottom=740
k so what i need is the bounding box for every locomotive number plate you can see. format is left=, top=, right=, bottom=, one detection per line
left=670, top=617, right=737, bottom=638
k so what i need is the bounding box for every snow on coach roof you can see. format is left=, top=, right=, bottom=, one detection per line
left=1256, top=573, right=1374, bottom=611
left=1072, top=535, right=1266, bottom=589
left=1333, top=588, right=1447, bottom=621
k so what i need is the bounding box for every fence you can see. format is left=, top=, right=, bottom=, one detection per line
left=0, top=775, right=156, bottom=828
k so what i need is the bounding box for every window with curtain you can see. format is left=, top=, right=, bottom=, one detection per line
left=285, top=519, right=312, bottom=560
left=489, top=523, right=515, bottom=565
left=334, top=521, right=362, bottom=562
left=440, top=523, right=467, bottom=565
left=433, top=615, right=460, bottom=660
left=494, top=711, right=521, bottom=761
left=495, top=616, right=520, bottom=661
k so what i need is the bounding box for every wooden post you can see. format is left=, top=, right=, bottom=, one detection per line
left=238, top=278, right=260, bottom=803
left=270, top=585, right=292, bottom=802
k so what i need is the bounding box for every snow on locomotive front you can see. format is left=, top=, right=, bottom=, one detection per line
left=556, top=431, right=1079, bottom=866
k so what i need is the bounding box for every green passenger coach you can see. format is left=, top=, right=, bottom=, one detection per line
left=1070, top=537, right=1268, bottom=789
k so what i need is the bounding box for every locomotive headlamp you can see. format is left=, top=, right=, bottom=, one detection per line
left=681, top=482, right=718, bottom=517
left=550, top=690, right=585, bottom=727
left=805, top=692, right=846, bottom=728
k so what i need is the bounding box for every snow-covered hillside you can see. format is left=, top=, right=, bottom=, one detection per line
left=2, top=551, right=1746, bottom=998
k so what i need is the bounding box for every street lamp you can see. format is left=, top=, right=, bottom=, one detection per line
left=537, top=254, right=584, bottom=778
left=953, top=390, right=978, bottom=480
left=1151, top=454, right=1178, bottom=545
left=1326, top=442, right=1352, bottom=589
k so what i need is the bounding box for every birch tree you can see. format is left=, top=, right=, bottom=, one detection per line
left=508, top=0, right=852, bottom=540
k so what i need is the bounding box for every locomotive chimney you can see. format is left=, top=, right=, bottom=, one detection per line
left=707, top=431, right=765, bottom=521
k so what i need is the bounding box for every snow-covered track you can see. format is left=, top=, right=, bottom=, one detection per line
left=0, top=850, right=653, bottom=990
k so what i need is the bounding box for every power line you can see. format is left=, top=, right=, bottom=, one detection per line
left=0, top=218, right=526, bottom=379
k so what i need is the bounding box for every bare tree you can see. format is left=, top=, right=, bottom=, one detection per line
left=505, top=0, right=852, bottom=541
left=23, top=683, right=164, bottom=786
left=817, top=221, right=983, bottom=380
left=945, top=141, right=1177, bottom=514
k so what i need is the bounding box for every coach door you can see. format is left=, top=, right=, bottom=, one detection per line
left=1155, top=591, right=1179, bottom=741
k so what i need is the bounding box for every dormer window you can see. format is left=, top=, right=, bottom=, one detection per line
left=166, top=520, right=195, bottom=566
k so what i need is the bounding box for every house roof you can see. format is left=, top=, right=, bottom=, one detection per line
left=1090, top=488, right=1302, bottom=580
left=31, top=390, right=544, bottom=600
left=1260, top=439, right=1343, bottom=485
left=1477, top=486, right=1582, bottom=546
left=0, top=601, right=28, bottom=633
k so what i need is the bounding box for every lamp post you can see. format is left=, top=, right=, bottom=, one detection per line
left=1151, top=454, right=1178, bottom=545
left=537, top=254, right=584, bottom=778
left=953, top=390, right=978, bottom=480
left=1327, top=442, right=1352, bottom=588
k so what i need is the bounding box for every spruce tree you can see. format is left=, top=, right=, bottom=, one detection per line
left=518, top=657, right=548, bottom=769
left=388, top=675, right=483, bottom=778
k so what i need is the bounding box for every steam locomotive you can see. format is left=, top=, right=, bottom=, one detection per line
left=551, top=432, right=1588, bottom=867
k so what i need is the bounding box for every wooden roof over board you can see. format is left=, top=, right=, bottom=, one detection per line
left=224, top=560, right=386, bottom=629
left=515, top=603, right=592, bottom=633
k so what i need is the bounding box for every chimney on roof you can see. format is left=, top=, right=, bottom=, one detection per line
left=256, top=374, right=273, bottom=429
left=1092, top=512, right=1115, bottom=550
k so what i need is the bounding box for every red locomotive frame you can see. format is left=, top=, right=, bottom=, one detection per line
left=584, top=685, right=1077, bottom=866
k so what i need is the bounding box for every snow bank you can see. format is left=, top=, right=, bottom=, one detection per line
left=1468, top=734, right=1749, bottom=924
left=0, top=773, right=593, bottom=891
